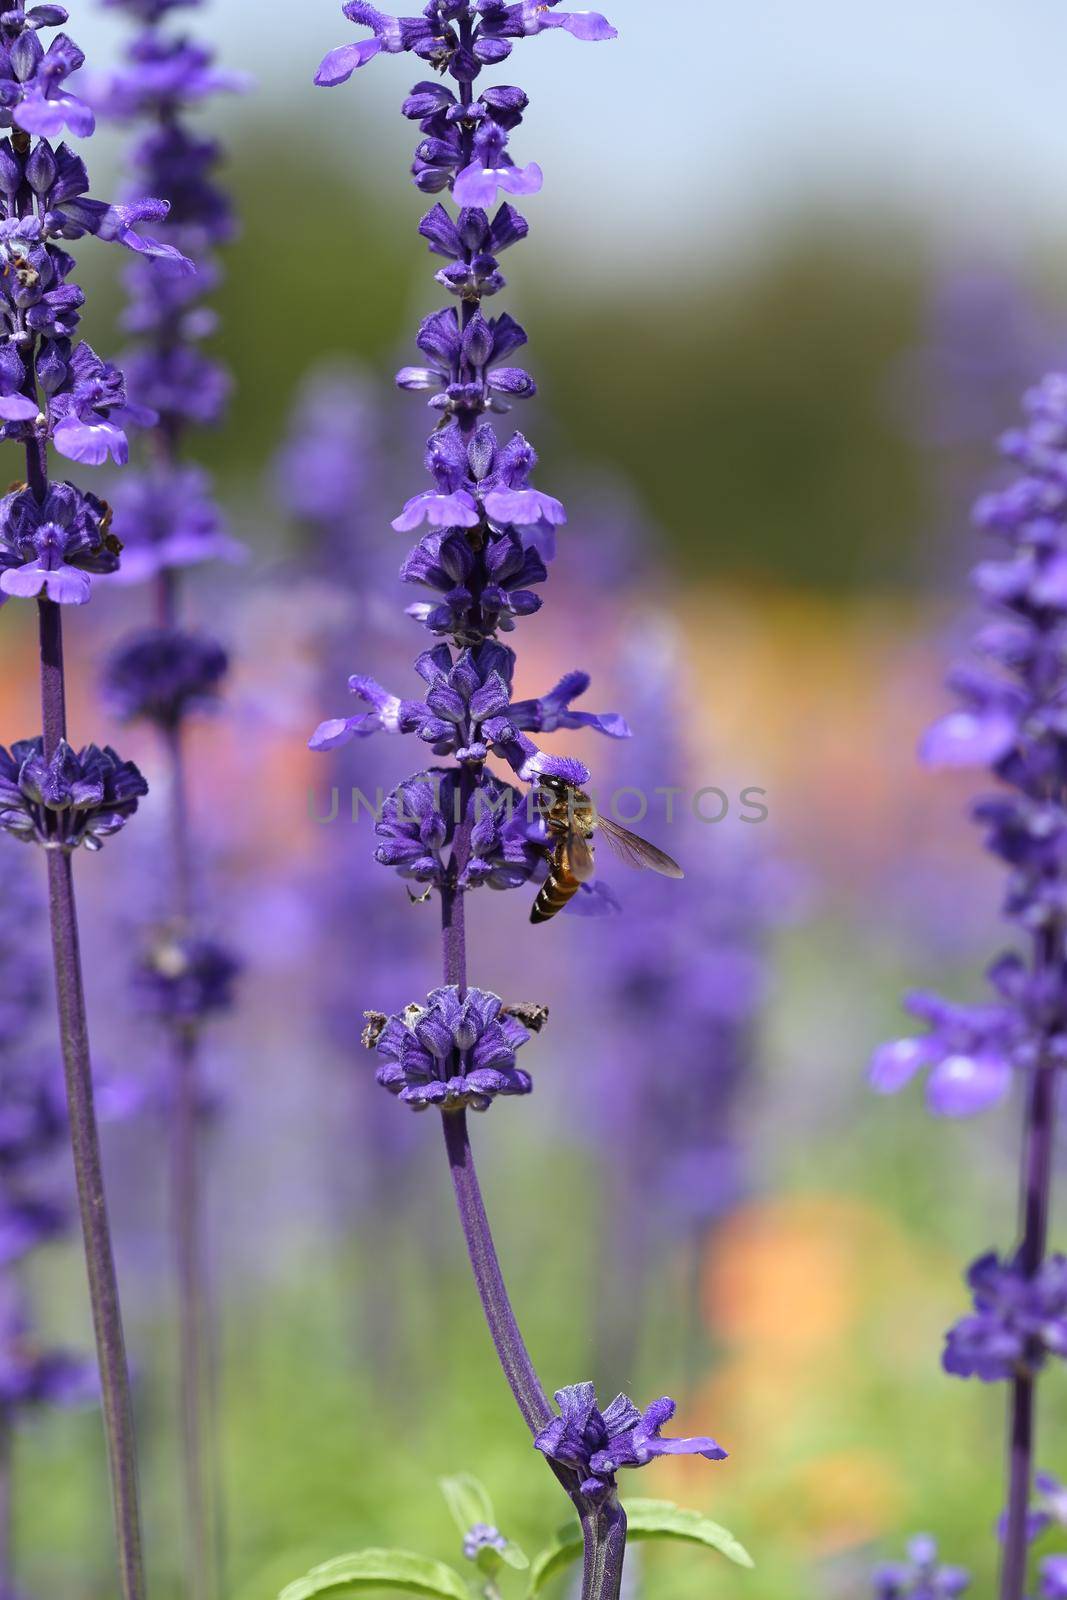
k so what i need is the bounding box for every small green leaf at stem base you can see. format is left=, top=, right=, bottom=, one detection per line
left=439, top=1474, right=496, bottom=1539
left=279, top=1548, right=474, bottom=1600
left=525, top=1498, right=754, bottom=1596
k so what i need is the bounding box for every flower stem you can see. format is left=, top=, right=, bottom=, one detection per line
left=158, top=581, right=218, bottom=1600
left=440, top=1108, right=551, bottom=1435
left=171, top=1021, right=213, bottom=1600
left=438, top=766, right=626, bottom=1600
left=37, top=599, right=146, bottom=1600
left=581, top=1502, right=628, bottom=1600
left=999, top=1050, right=1058, bottom=1600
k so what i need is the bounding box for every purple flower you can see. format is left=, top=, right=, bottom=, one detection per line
left=399, top=304, right=535, bottom=415
left=401, top=526, right=547, bottom=637
left=996, top=1470, right=1067, bottom=1545
left=132, top=929, right=241, bottom=1023
left=94, top=0, right=243, bottom=451
left=374, top=767, right=538, bottom=890
left=868, top=990, right=1023, bottom=1117
left=0, top=1195, right=67, bottom=1265
left=1041, top=1555, right=1067, bottom=1599
left=363, top=986, right=539, bottom=1112
left=0, top=480, right=120, bottom=604
left=98, top=34, right=248, bottom=117
left=48, top=340, right=138, bottom=465
left=0, top=1281, right=95, bottom=1412
left=316, top=2, right=614, bottom=90
left=0, top=738, right=148, bottom=851
left=0, top=27, right=95, bottom=139
left=102, top=628, right=228, bottom=725
left=534, top=1384, right=726, bottom=1502
left=105, top=465, right=241, bottom=581
left=310, top=642, right=625, bottom=776
left=872, top=1536, right=970, bottom=1599
left=0, top=1056, right=66, bottom=1174
left=462, top=1523, right=508, bottom=1562
left=943, top=1251, right=1067, bottom=1381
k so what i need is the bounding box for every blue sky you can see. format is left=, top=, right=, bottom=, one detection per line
left=76, top=0, right=1067, bottom=276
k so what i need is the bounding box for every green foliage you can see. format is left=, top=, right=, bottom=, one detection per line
left=526, top=1498, right=754, bottom=1596
left=439, top=1475, right=497, bottom=1540
left=279, top=1549, right=473, bottom=1600
left=438, top=1474, right=529, bottom=1575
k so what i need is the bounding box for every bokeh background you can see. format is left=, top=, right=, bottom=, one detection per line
left=4, top=1, right=1067, bottom=1596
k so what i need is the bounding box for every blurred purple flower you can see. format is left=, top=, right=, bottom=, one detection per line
left=871, top=1535, right=970, bottom=1599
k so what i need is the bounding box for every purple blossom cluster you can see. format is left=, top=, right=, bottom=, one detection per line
left=312, top=3, right=626, bottom=830
left=363, top=985, right=539, bottom=1111
left=96, top=0, right=244, bottom=583
left=533, top=1384, right=726, bottom=1503
left=0, top=736, right=147, bottom=850
left=943, top=1251, right=1067, bottom=1381
left=0, top=2, right=195, bottom=613
left=872, top=1536, right=970, bottom=1599
left=374, top=767, right=537, bottom=890
left=95, top=0, right=242, bottom=1009
left=131, top=927, right=241, bottom=1024
left=873, top=376, right=1067, bottom=1119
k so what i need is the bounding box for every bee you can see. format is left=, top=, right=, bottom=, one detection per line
left=530, top=776, right=684, bottom=925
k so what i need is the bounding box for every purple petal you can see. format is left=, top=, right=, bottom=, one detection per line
left=53, top=417, right=128, bottom=467
left=869, top=1036, right=931, bottom=1095
left=0, top=394, right=39, bottom=421
left=16, top=89, right=94, bottom=138
left=1, top=563, right=90, bottom=605
left=314, top=38, right=382, bottom=86
left=557, top=11, right=617, bottom=39
left=309, top=718, right=356, bottom=752
left=926, top=1053, right=1012, bottom=1117
left=452, top=163, right=499, bottom=209
left=920, top=708, right=1017, bottom=768
left=496, top=162, right=544, bottom=197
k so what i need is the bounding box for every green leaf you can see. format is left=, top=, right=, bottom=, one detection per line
left=497, top=1541, right=529, bottom=1573
left=439, top=1475, right=496, bottom=1540
left=439, top=1473, right=528, bottom=1573
left=279, top=1548, right=474, bottom=1600
left=525, top=1499, right=753, bottom=1596
left=625, top=1501, right=753, bottom=1568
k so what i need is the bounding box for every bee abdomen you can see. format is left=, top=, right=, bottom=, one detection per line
left=530, top=870, right=579, bottom=925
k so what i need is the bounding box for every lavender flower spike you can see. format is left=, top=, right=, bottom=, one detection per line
left=94, top=2, right=244, bottom=1597
left=873, top=374, right=1067, bottom=1600
left=312, top=5, right=718, bottom=1599
left=0, top=1, right=169, bottom=1590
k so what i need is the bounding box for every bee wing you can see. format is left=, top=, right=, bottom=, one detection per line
left=561, top=830, right=597, bottom=883
left=597, top=817, right=684, bottom=879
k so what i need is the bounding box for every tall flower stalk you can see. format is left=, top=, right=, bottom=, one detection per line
left=0, top=7, right=193, bottom=1595
left=312, top=7, right=728, bottom=1598
left=95, top=6, right=244, bottom=1598
left=872, top=374, right=1067, bottom=1600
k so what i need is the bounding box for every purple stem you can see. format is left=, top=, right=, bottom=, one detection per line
left=999, top=1046, right=1057, bottom=1600
left=440, top=1108, right=551, bottom=1435
left=438, top=772, right=627, bottom=1600
left=37, top=598, right=146, bottom=1600
left=157, top=574, right=217, bottom=1600
left=171, top=1020, right=213, bottom=1600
